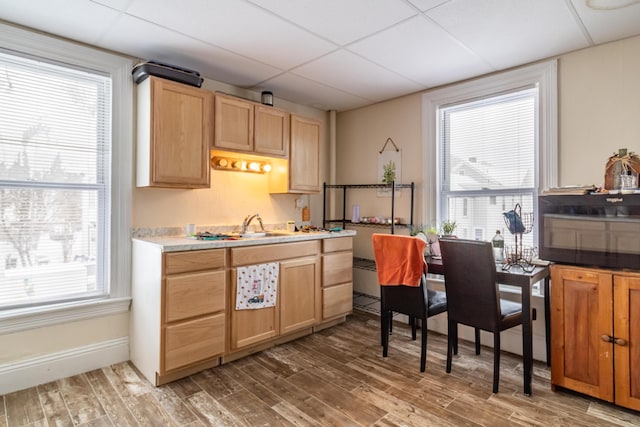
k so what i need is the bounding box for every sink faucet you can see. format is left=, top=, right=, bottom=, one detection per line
left=241, top=213, right=265, bottom=234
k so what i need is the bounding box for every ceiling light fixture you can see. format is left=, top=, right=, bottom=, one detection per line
left=212, top=155, right=272, bottom=174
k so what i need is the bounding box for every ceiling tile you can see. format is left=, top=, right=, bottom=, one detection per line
left=426, top=0, right=590, bottom=69
left=258, top=73, right=373, bottom=112
left=349, top=15, right=494, bottom=87
left=248, top=0, right=418, bottom=45
left=98, top=14, right=282, bottom=86
left=123, top=0, right=336, bottom=70
left=406, top=0, right=452, bottom=12
left=570, top=0, right=640, bottom=44
left=292, top=50, right=424, bottom=102
left=0, top=0, right=122, bottom=45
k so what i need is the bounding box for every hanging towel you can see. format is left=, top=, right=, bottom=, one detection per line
left=372, top=234, right=427, bottom=286
left=236, top=262, right=279, bottom=310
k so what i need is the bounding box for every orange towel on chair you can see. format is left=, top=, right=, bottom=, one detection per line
left=372, top=234, right=427, bottom=286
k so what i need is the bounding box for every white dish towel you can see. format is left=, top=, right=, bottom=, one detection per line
left=235, top=262, right=279, bottom=310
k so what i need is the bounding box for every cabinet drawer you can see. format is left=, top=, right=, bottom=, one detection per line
left=322, top=251, right=353, bottom=287
left=231, top=241, right=319, bottom=266
left=164, top=313, right=225, bottom=372
left=165, top=249, right=225, bottom=275
left=323, top=237, right=352, bottom=253
left=323, top=282, right=353, bottom=319
left=165, top=270, right=226, bottom=322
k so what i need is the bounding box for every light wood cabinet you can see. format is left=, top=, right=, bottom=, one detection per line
left=321, top=237, right=353, bottom=320
left=130, top=242, right=226, bottom=385
left=214, top=93, right=289, bottom=157
left=270, top=114, right=321, bottom=194
left=229, top=241, right=320, bottom=350
left=136, top=76, right=212, bottom=188
left=551, top=264, right=640, bottom=411
left=255, top=104, right=289, bottom=157
left=214, top=93, right=254, bottom=152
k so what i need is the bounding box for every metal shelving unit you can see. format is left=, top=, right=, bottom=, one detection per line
left=322, top=181, right=415, bottom=234
left=323, top=182, right=415, bottom=274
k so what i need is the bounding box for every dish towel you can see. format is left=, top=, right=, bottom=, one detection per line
left=236, top=262, right=279, bottom=310
left=372, top=234, right=427, bottom=286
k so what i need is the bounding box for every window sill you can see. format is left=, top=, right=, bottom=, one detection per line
left=0, top=297, right=131, bottom=335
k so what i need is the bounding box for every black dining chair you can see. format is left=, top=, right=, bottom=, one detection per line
left=372, top=233, right=447, bottom=372
left=438, top=237, right=524, bottom=393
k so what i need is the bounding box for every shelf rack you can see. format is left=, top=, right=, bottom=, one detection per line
left=322, top=181, right=415, bottom=234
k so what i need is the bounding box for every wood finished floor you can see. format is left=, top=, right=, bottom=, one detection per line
left=3, top=311, right=640, bottom=427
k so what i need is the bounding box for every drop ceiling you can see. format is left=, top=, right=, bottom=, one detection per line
left=2, top=0, right=640, bottom=112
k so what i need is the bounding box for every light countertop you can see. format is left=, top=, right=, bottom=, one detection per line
left=133, top=230, right=356, bottom=252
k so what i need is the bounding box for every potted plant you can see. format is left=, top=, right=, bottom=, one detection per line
left=441, top=219, right=457, bottom=236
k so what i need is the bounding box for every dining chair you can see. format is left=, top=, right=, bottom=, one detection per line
left=438, top=237, right=524, bottom=393
left=371, top=233, right=447, bottom=372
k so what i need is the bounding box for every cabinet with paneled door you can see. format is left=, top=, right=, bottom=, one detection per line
left=136, top=76, right=212, bottom=188
left=228, top=240, right=320, bottom=351
left=551, top=264, right=640, bottom=411
left=130, top=242, right=226, bottom=386
left=213, top=92, right=289, bottom=157
left=270, top=114, right=321, bottom=194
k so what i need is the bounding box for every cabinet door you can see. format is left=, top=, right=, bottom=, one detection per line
left=550, top=265, right=614, bottom=401
left=147, top=77, right=212, bottom=188
left=614, top=274, right=640, bottom=411
left=289, top=114, right=320, bottom=193
left=255, top=105, right=289, bottom=157
left=214, top=93, right=254, bottom=152
left=230, top=268, right=278, bottom=350
left=280, top=256, right=320, bottom=335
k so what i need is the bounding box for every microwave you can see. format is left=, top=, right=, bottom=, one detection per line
left=538, top=193, right=640, bottom=270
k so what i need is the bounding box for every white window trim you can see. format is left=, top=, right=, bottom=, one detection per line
left=0, top=23, right=132, bottom=333
left=421, top=60, right=558, bottom=225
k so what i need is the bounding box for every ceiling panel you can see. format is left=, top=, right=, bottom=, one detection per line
left=260, top=73, right=372, bottom=112
left=248, top=0, right=418, bottom=45
left=570, top=0, right=640, bottom=44
left=426, top=0, right=590, bottom=70
left=349, top=15, right=494, bottom=87
left=292, top=49, right=424, bottom=102
left=2, top=0, right=640, bottom=112
left=0, top=0, right=121, bottom=45
left=98, top=14, right=283, bottom=87
left=123, top=0, right=336, bottom=70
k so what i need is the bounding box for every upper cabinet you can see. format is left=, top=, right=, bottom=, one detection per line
left=254, top=104, right=289, bottom=157
left=136, top=77, right=212, bottom=188
left=213, top=93, right=254, bottom=152
left=214, top=93, right=289, bottom=157
left=281, top=114, right=321, bottom=193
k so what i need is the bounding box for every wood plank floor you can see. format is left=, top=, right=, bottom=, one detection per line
left=3, top=311, right=640, bottom=427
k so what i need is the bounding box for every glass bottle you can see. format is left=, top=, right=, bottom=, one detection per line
left=491, top=230, right=504, bottom=262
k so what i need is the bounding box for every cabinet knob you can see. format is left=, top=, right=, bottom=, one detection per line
left=614, top=337, right=628, bottom=346
left=601, top=334, right=613, bottom=343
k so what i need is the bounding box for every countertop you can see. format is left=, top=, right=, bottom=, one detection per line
left=133, top=229, right=356, bottom=252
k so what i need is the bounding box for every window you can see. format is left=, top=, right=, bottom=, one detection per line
left=422, top=61, right=557, bottom=251
left=0, top=23, right=132, bottom=329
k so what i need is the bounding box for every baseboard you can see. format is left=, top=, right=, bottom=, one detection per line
left=0, top=337, right=129, bottom=395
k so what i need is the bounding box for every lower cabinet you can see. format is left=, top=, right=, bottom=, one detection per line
left=551, top=264, right=640, bottom=411
left=321, top=237, right=353, bottom=320
left=131, top=235, right=353, bottom=385
left=229, top=240, right=320, bottom=351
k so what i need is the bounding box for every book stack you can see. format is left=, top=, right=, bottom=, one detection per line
left=541, top=185, right=597, bottom=195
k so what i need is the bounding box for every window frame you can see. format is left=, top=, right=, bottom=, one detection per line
left=421, top=60, right=558, bottom=239
left=0, top=22, right=132, bottom=333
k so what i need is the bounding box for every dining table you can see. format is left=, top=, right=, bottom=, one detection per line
left=425, top=256, right=550, bottom=396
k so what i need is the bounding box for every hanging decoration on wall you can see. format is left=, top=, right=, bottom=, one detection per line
left=377, top=137, right=402, bottom=197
